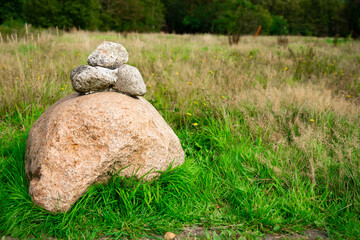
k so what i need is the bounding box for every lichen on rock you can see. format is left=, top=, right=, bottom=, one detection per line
left=70, top=41, right=146, bottom=96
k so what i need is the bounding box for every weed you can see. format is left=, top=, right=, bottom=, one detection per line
left=0, top=31, right=359, bottom=239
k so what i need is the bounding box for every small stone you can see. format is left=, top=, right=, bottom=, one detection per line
left=164, top=232, right=177, bottom=240
left=114, top=64, right=146, bottom=96
left=87, top=41, right=128, bottom=68
left=70, top=65, right=117, bottom=94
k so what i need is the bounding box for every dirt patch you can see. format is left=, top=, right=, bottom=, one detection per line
left=151, top=227, right=328, bottom=239
left=264, top=229, right=328, bottom=240
left=2, top=228, right=328, bottom=240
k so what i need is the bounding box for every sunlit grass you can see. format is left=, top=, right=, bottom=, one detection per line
left=0, top=30, right=359, bottom=239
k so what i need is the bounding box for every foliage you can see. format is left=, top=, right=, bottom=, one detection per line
left=0, top=0, right=24, bottom=24
left=270, top=15, right=288, bottom=35
left=0, top=0, right=359, bottom=37
left=0, top=18, right=26, bottom=36
left=99, top=0, right=165, bottom=32
left=344, top=0, right=360, bottom=38
left=23, top=0, right=101, bottom=30
left=213, top=0, right=271, bottom=44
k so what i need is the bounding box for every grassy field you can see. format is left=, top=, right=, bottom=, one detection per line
left=0, top=30, right=360, bottom=239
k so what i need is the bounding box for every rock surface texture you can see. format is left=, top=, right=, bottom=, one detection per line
left=114, top=64, right=146, bottom=96
left=25, top=92, right=185, bottom=212
left=70, top=65, right=117, bottom=93
left=87, top=41, right=128, bottom=68
left=70, top=41, right=146, bottom=96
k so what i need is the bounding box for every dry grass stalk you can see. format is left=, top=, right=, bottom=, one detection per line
left=0, top=31, right=359, bottom=188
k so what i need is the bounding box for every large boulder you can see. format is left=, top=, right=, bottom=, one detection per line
left=25, top=92, right=185, bottom=212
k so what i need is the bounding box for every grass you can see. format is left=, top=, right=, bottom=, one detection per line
left=0, top=29, right=360, bottom=239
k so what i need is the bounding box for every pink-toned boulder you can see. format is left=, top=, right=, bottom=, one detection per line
left=25, top=92, right=185, bottom=212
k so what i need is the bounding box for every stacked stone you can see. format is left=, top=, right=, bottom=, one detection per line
left=70, top=41, right=146, bottom=96
left=25, top=41, right=185, bottom=213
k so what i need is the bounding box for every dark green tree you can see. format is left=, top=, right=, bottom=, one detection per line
left=23, top=0, right=60, bottom=28
left=1, top=0, right=358, bottom=38
left=182, top=0, right=218, bottom=33
left=252, top=0, right=349, bottom=36
left=161, top=0, right=191, bottom=33
left=0, top=0, right=24, bottom=24
left=23, top=0, right=101, bottom=30
left=142, top=0, right=165, bottom=31
left=345, top=0, right=360, bottom=38
left=60, top=0, right=101, bottom=30
left=100, top=0, right=165, bottom=32
left=270, top=15, right=288, bottom=35
left=213, top=0, right=272, bottom=44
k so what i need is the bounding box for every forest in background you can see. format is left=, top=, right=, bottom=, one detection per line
left=0, top=0, right=360, bottom=38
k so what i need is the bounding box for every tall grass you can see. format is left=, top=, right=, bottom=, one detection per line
left=1, top=30, right=359, bottom=239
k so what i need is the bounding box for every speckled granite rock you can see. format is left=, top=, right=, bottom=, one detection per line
left=70, top=42, right=147, bottom=96
left=25, top=92, right=185, bottom=212
left=114, top=64, right=146, bottom=96
left=70, top=65, right=117, bottom=94
left=87, top=41, right=128, bottom=68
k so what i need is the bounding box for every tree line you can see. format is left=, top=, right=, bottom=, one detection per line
left=1, top=0, right=359, bottom=38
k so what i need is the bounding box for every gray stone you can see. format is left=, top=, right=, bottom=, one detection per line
left=25, top=92, right=185, bottom=212
left=87, top=41, right=128, bottom=68
left=70, top=65, right=117, bottom=94
left=114, top=64, right=146, bottom=96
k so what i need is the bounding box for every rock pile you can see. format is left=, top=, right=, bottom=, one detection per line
left=70, top=41, right=146, bottom=96
left=25, top=42, right=185, bottom=213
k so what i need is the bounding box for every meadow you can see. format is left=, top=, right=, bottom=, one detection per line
left=0, top=30, right=359, bottom=239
